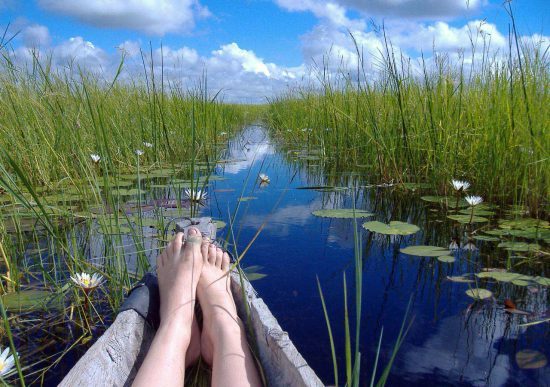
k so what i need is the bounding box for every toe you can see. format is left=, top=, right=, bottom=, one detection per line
left=215, top=247, right=223, bottom=268
left=201, top=239, right=210, bottom=263
left=221, top=252, right=230, bottom=272
left=183, top=227, right=202, bottom=253
left=208, top=244, right=217, bottom=264
left=172, top=232, right=184, bottom=256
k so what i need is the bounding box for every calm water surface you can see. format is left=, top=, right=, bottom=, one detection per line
left=20, top=125, right=549, bottom=385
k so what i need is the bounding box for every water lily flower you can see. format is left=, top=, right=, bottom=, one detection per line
left=462, top=241, right=478, bottom=251
left=135, top=149, right=144, bottom=156
left=219, top=132, right=227, bottom=136
left=451, top=179, right=470, bottom=191
left=465, top=195, right=483, bottom=206
left=143, top=142, right=153, bottom=148
left=0, top=347, right=15, bottom=376
left=259, top=173, right=270, bottom=183
left=449, top=240, right=459, bottom=250
left=90, top=154, right=101, bottom=163
left=185, top=188, right=207, bottom=203
left=71, top=272, right=104, bottom=292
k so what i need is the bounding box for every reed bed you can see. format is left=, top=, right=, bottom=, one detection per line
left=266, top=34, right=549, bottom=214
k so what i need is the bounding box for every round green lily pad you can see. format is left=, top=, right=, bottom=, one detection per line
left=312, top=209, right=374, bottom=219
left=512, top=279, right=530, bottom=286
left=437, top=255, right=456, bottom=263
left=363, top=221, right=420, bottom=235
left=213, top=219, right=227, bottom=229
left=447, top=214, right=489, bottom=224
left=499, top=218, right=549, bottom=229
left=497, top=241, right=540, bottom=252
left=400, top=245, right=451, bottom=257
left=238, top=196, right=257, bottom=202
left=473, top=235, right=500, bottom=242
left=465, top=288, right=493, bottom=300
left=516, top=350, right=547, bottom=369
left=1, top=290, right=61, bottom=311
left=446, top=275, right=474, bottom=283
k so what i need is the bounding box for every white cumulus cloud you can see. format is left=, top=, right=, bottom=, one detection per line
left=21, top=24, right=51, bottom=47
left=38, top=0, right=210, bottom=35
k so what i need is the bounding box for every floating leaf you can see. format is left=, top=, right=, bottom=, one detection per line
left=446, top=275, right=474, bottom=283
left=473, top=235, right=500, bottom=242
left=512, top=279, right=530, bottom=287
left=497, top=241, right=540, bottom=252
left=363, top=221, right=420, bottom=236
left=516, top=350, right=547, bottom=369
left=437, top=255, right=455, bottom=263
left=312, top=209, right=374, bottom=219
left=534, top=276, right=550, bottom=286
left=400, top=245, right=450, bottom=257
left=447, top=214, right=489, bottom=224
left=420, top=196, right=468, bottom=207
left=114, top=188, right=147, bottom=196
left=458, top=208, right=496, bottom=216
left=465, top=288, right=493, bottom=300
left=506, top=228, right=550, bottom=240
left=238, top=196, right=257, bottom=202
left=213, top=220, right=227, bottom=229
left=499, top=218, right=549, bottom=229
left=1, top=290, right=61, bottom=312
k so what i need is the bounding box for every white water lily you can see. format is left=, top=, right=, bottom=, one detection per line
left=465, top=195, right=483, bottom=206
left=449, top=240, right=459, bottom=250
left=135, top=149, right=144, bottom=156
left=0, top=347, right=15, bottom=376
left=71, top=272, right=104, bottom=291
left=219, top=131, right=227, bottom=136
left=90, top=154, right=101, bottom=163
left=143, top=142, right=153, bottom=148
left=451, top=179, right=470, bottom=191
left=462, top=241, right=478, bottom=251
left=259, top=173, right=270, bottom=183
left=185, top=188, right=207, bottom=203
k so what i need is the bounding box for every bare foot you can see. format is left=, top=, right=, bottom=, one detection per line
left=197, top=242, right=262, bottom=386
left=156, top=228, right=203, bottom=345
left=197, top=242, right=235, bottom=364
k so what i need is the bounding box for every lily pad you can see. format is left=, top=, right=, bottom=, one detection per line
left=458, top=208, right=496, bottom=216
left=498, top=241, right=540, bottom=252
left=534, top=276, right=550, bottom=286
left=447, top=214, right=489, bottom=224
left=499, top=218, right=549, bottom=229
left=312, top=209, right=374, bottom=219
left=465, top=288, right=493, bottom=300
left=114, top=188, right=147, bottom=196
left=363, top=221, right=420, bottom=236
left=473, top=235, right=500, bottom=242
left=516, top=350, right=547, bottom=369
left=238, top=196, right=257, bottom=202
left=446, top=275, right=474, bottom=283
left=400, top=245, right=450, bottom=257
left=421, top=196, right=468, bottom=207
left=512, top=279, right=530, bottom=286
left=213, top=220, right=227, bottom=229
left=437, top=255, right=456, bottom=263
left=1, top=290, right=61, bottom=312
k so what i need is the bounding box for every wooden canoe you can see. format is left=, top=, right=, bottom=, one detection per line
left=60, top=217, right=323, bottom=386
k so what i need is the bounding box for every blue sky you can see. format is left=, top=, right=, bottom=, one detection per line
left=0, top=1, right=548, bottom=101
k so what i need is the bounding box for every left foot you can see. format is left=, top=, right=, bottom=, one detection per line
left=156, top=228, right=203, bottom=343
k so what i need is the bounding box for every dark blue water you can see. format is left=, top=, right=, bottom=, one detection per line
left=201, top=126, right=549, bottom=386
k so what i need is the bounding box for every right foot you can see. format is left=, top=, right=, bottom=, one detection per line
left=197, top=242, right=237, bottom=365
